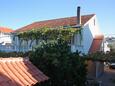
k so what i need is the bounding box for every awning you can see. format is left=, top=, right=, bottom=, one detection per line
left=0, top=57, right=48, bottom=86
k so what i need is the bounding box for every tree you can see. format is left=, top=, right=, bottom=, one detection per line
left=29, top=40, right=87, bottom=86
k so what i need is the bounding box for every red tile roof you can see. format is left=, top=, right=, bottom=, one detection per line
left=88, top=35, right=104, bottom=53
left=0, top=57, right=48, bottom=86
left=0, top=27, right=13, bottom=33
left=14, top=14, right=95, bottom=33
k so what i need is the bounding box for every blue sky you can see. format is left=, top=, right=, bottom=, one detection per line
left=0, top=0, right=115, bottom=35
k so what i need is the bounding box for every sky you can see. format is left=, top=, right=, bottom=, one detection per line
left=0, top=0, right=115, bottom=35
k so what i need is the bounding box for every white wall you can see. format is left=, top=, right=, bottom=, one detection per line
left=71, top=15, right=103, bottom=54
left=0, top=33, right=12, bottom=44
left=13, top=36, right=37, bottom=52
left=71, top=24, right=93, bottom=54
left=82, top=24, right=94, bottom=54
left=0, top=32, right=14, bottom=52
left=85, top=15, right=103, bottom=37
left=103, top=42, right=110, bottom=52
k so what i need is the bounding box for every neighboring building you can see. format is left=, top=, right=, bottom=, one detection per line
left=0, top=27, right=14, bottom=52
left=13, top=7, right=103, bottom=54
left=103, top=41, right=110, bottom=52
left=104, top=36, right=115, bottom=52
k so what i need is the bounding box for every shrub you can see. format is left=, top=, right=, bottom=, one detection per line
left=29, top=41, right=87, bottom=86
left=0, top=51, right=24, bottom=57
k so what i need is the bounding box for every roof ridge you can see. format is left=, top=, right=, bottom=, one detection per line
left=0, top=57, right=29, bottom=62
left=0, top=26, right=12, bottom=29
left=34, top=14, right=95, bottom=23
left=0, top=26, right=13, bottom=33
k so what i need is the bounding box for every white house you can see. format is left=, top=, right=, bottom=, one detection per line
left=104, top=36, right=115, bottom=52
left=103, top=41, right=110, bottom=52
left=13, top=7, right=104, bottom=54
left=0, top=27, right=13, bottom=52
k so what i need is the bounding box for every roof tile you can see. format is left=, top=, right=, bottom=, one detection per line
left=0, top=57, right=48, bottom=86
left=0, top=27, right=13, bottom=33
left=14, top=14, right=95, bottom=32
left=89, top=35, right=104, bottom=53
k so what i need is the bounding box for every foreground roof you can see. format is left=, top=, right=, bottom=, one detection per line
left=14, top=14, right=95, bottom=33
left=0, top=27, right=13, bottom=33
left=0, top=57, right=48, bottom=86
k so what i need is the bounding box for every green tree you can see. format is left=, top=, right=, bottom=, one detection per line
left=29, top=40, right=87, bottom=86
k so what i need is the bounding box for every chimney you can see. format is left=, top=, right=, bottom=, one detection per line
left=77, top=6, right=81, bottom=25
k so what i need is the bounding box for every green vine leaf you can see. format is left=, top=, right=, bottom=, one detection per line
left=17, top=26, right=82, bottom=46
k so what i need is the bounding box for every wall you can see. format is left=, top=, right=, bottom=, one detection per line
left=103, top=41, right=110, bottom=52
left=87, top=60, right=96, bottom=78
left=96, top=61, right=104, bottom=78
left=71, top=15, right=103, bottom=54
left=13, top=36, right=37, bottom=52
left=0, top=33, right=12, bottom=44
left=71, top=25, right=93, bottom=54
left=82, top=24, right=94, bottom=54
left=86, top=15, right=102, bottom=38
left=0, top=32, right=13, bottom=52
left=87, top=60, right=104, bottom=78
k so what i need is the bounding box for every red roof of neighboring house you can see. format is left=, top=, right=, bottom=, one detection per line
left=14, top=14, right=95, bottom=33
left=88, top=35, right=104, bottom=53
left=0, top=57, right=48, bottom=86
left=0, top=27, right=13, bottom=33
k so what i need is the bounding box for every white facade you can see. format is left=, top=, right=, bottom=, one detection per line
left=71, top=15, right=103, bottom=54
left=0, top=32, right=14, bottom=52
left=103, top=41, right=110, bottom=52
left=12, top=36, right=37, bottom=52
left=103, top=36, right=115, bottom=52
